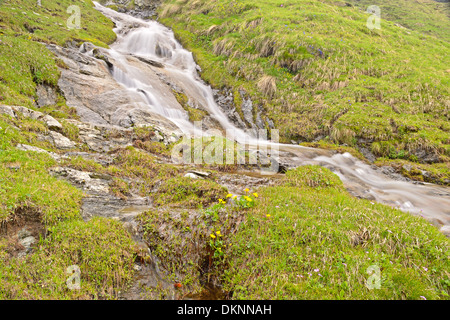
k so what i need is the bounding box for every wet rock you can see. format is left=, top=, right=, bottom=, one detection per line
left=132, top=54, right=164, bottom=68
left=358, top=146, right=376, bottom=163
left=47, top=43, right=185, bottom=137
left=50, top=167, right=110, bottom=194
left=414, top=149, right=440, bottom=164
left=81, top=195, right=150, bottom=221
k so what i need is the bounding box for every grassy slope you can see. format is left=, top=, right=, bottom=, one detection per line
left=347, top=0, right=450, bottom=42
left=0, top=0, right=116, bottom=107
left=158, top=0, right=450, bottom=182
left=0, top=0, right=137, bottom=299
left=221, top=166, right=450, bottom=299
left=135, top=165, right=450, bottom=299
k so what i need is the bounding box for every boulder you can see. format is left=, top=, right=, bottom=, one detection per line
left=36, top=84, right=57, bottom=107
left=49, top=131, right=76, bottom=150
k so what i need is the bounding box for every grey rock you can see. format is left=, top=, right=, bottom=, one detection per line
left=1, top=105, right=62, bottom=130
left=0, top=105, right=16, bottom=118
left=36, top=84, right=57, bottom=107
left=20, top=236, right=36, bottom=249
left=184, top=173, right=202, bottom=179
left=188, top=170, right=210, bottom=177
left=16, top=144, right=61, bottom=160
left=17, top=228, right=32, bottom=240
left=43, top=115, right=62, bottom=131
left=402, top=164, right=413, bottom=172
left=49, top=131, right=76, bottom=149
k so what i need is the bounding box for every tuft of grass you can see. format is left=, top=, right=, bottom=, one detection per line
left=154, top=176, right=228, bottom=208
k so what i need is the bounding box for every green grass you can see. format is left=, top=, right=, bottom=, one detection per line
left=346, top=0, right=450, bottom=42
left=0, top=0, right=116, bottom=107
left=0, top=1, right=139, bottom=300
left=158, top=0, right=450, bottom=180
left=0, top=217, right=137, bottom=299
left=0, top=114, right=83, bottom=225
left=221, top=166, right=450, bottom=299
left=154, top=176, right=228, bottom=208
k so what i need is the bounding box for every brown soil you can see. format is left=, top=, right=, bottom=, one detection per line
left=0, top=207, right=46, bottom=258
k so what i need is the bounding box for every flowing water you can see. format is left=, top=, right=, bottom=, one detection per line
left=93, top=3, right=450, bottom=234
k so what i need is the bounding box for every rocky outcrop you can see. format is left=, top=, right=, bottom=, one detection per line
left=35, top=84, right=58, bottom=107
left=101, top=0, right=161, bottom=19
left=0, top=105, right=62, bottom=131
left=46, top=43, right=185, bottom=139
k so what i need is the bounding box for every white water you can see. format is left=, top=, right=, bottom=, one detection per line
left=93, top=3, right=450, bottom=234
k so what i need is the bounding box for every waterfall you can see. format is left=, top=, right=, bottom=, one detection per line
left=93, top=2, right=450, bottom=233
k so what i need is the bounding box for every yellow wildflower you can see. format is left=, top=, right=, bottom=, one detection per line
left=266, top=214, right=271, bottom=218
left=233, top=195, right=238, bottom=199
left=210, top=234, right=216, bottom=239
left=216, top=231, right=221, bottom=236
left=226, top=194, right=233, bottom=198
left=253, top=193, right=258, bottom=198
left=245, top=188, right=250, bottom=193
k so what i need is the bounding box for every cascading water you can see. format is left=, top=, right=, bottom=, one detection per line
left=93, top=3, right=450, bottom=234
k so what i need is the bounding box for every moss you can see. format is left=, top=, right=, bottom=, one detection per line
left=154, top=176, right=228, bottom=208
left=283, top=165, right=345, bottom=190
left=173, top=90, right=209, bottom=122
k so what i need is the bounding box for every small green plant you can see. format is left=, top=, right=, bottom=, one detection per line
left=209, top=229, right=226, bottom=260
left=204, top=202, right=225, bottom=222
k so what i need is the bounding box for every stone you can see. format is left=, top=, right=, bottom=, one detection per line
left=50, top=167, right=110, bottom=194
left=36, top=84, right=57, bottom=107
left=42, top=115, right=62, bottom=131
left=49, top=131, right=76, bottom=149
left=184, top=173, right=202, bottom=179
left=20, top=236, right=36, bottom=249
left=17, top=228, right=32, bottom=240
left=1, top=105, right=62, bottom=130
left=187, top=170, right=210, bottom=178
left=0, top=105, right=16, bottom=118
left=440, top=225, right=450, bottom=238
left=402, top=164, right=413, bottom=172
left=16, top=144, right=61, bottom=160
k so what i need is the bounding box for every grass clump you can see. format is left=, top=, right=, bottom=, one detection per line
left=154, top=176, right=228, bottom=208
